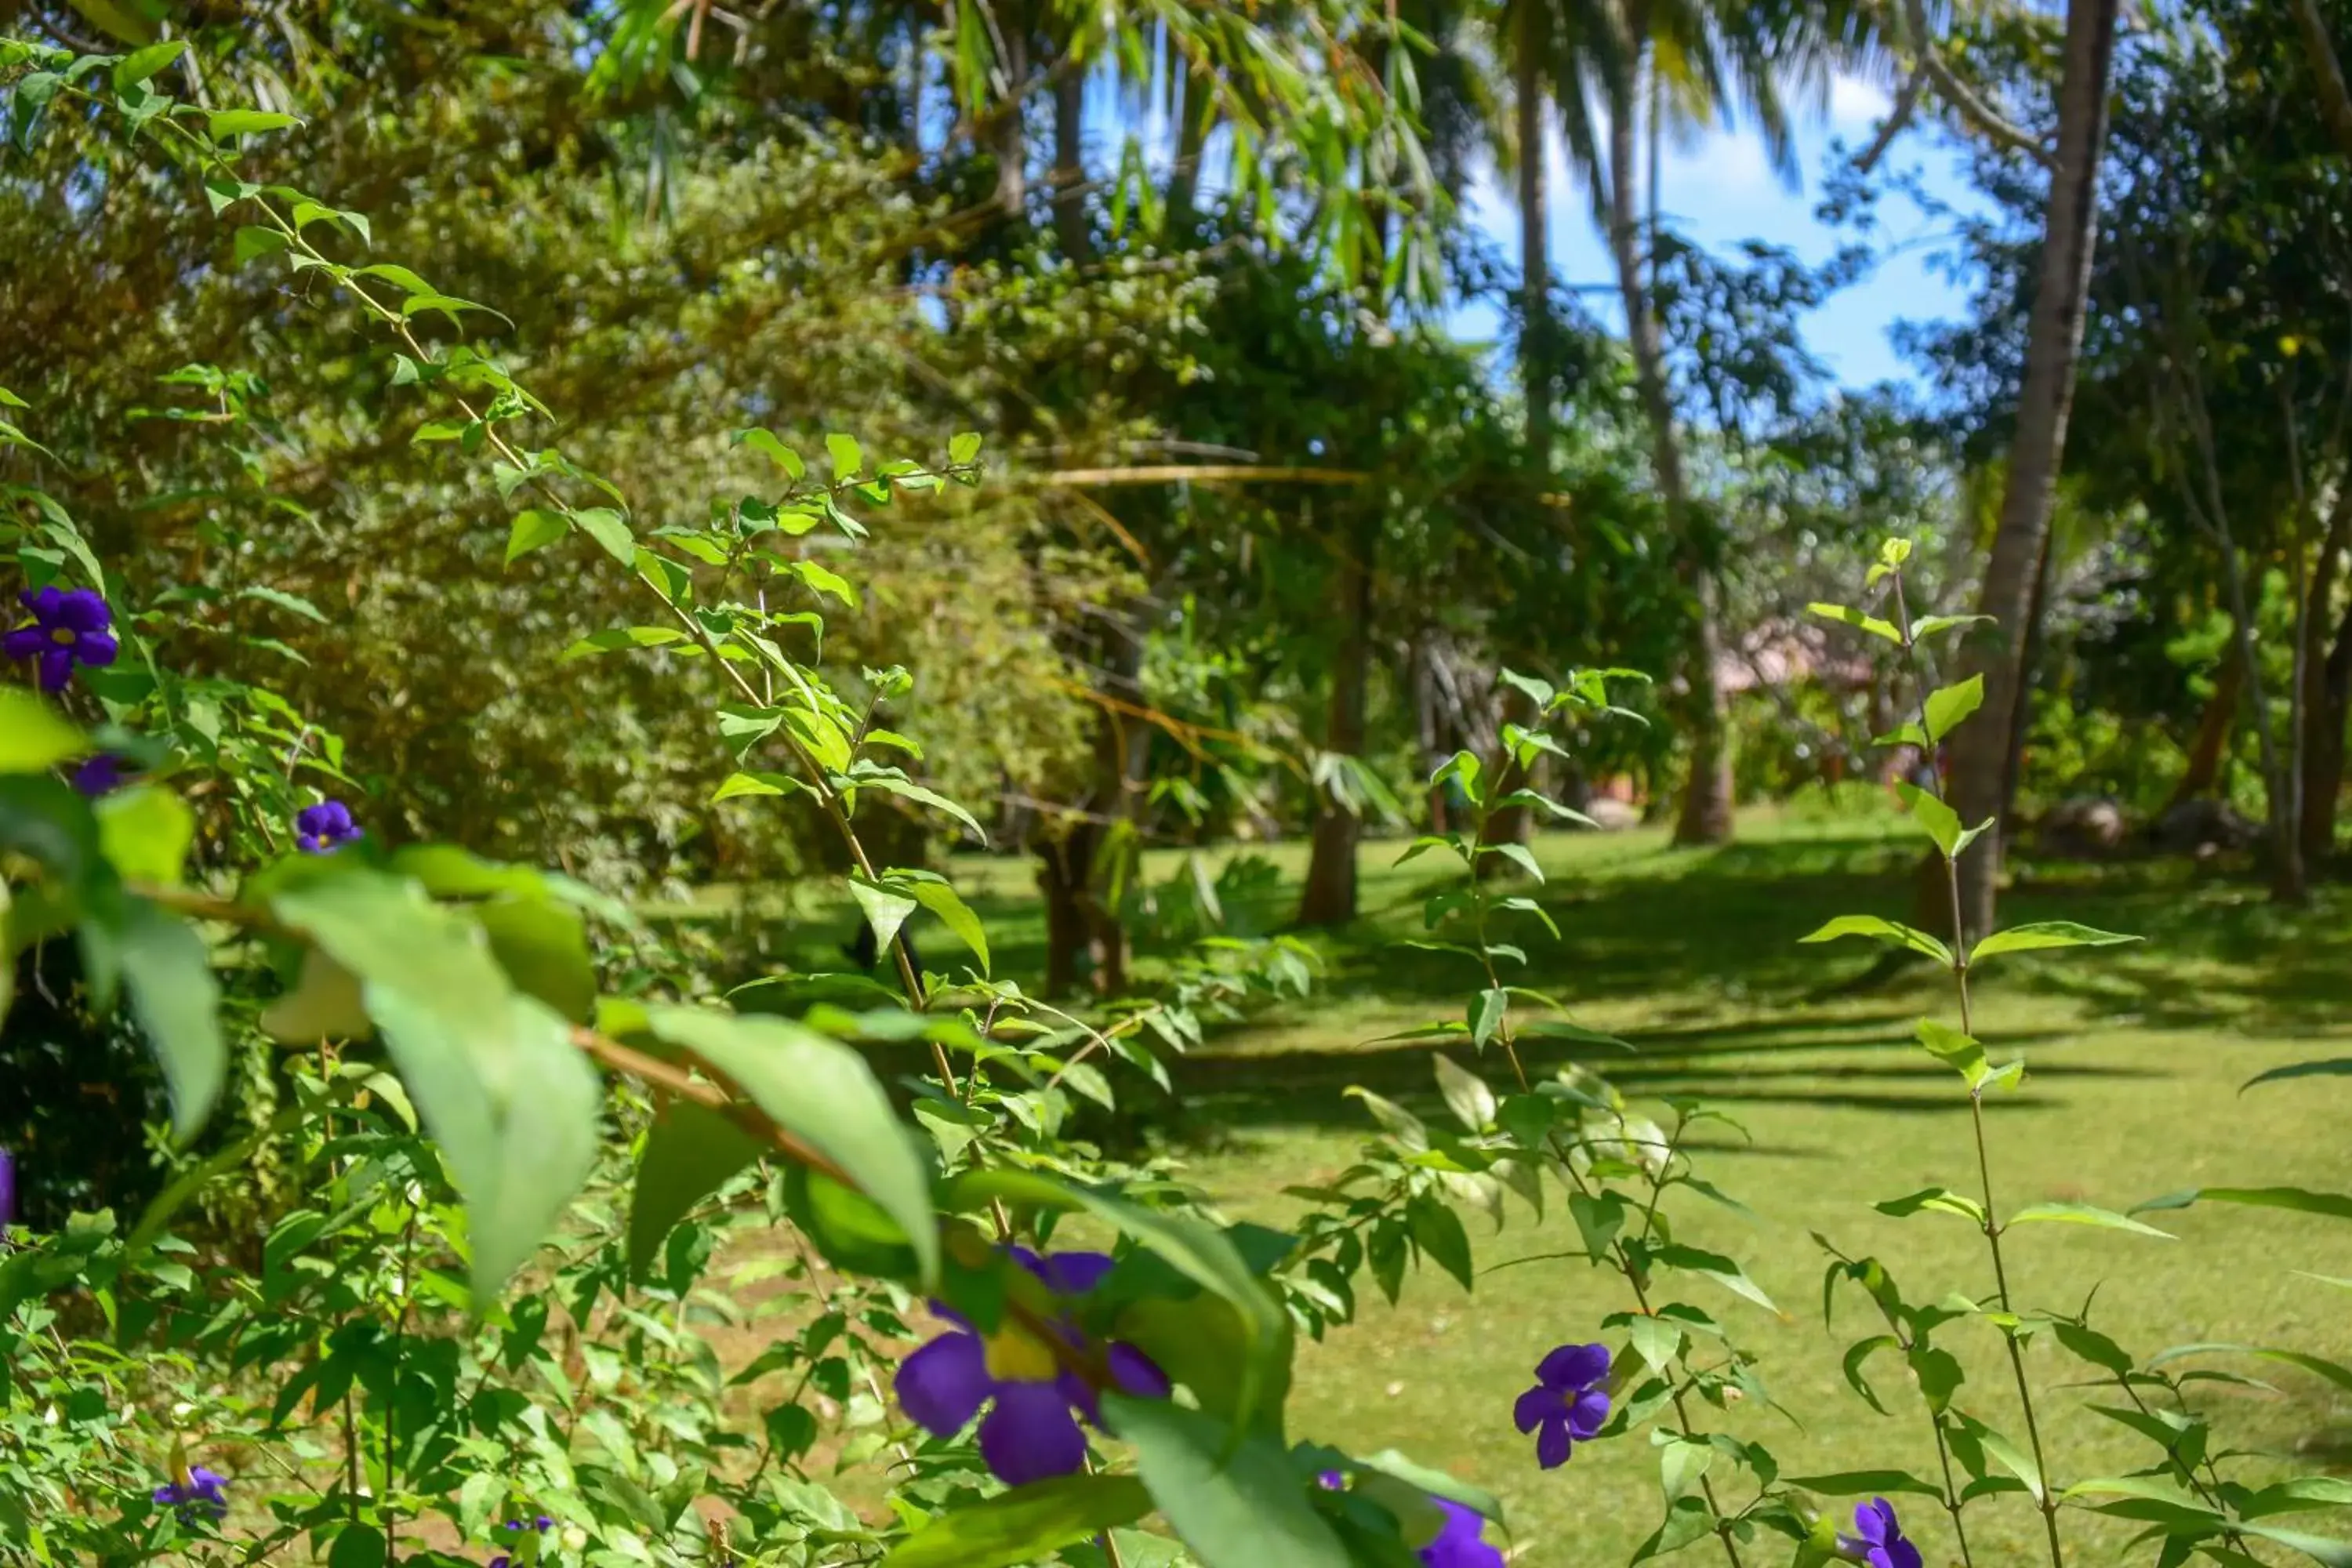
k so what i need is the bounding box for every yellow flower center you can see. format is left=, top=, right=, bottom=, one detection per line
left=50, top=627, right=74, bottom=646
left=982, top=1324, right=1062, bottom=1385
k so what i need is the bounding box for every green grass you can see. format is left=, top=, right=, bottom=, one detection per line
left=683, top=808, right=2352, bottom=1563
left=1153, top=812, right=2352, bottom=1566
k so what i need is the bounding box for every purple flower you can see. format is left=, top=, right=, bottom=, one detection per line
left=5, top=586, right=118, bottom=691
left=1842, top=1498, right=1922, bottom=1568
left=296, top=799, right=362, bottom=854
left=153, top=1465, right=228, bottom=1519
left=0, top=1146, right=15, bottom=1229
left=72, top=753, right=132, bottom=797
left=894, top=1247, right=1170, bottom=1485
left=1417, top=1497, right=1504, bottom=1568
left=1512, top=1341, right=1612, bottom=1468
left=488, top=1513, right=554, bottom=1568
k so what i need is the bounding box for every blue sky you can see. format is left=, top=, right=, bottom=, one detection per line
left=1449, top=74, right=1990, bottom=390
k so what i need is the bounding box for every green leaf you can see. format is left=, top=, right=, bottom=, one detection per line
left=1915, top=1019, right=1989, bottom=1090
left=119, top=901, right=223, bottom=1144
left=711, top=770, right=804, bottom=803
left=909, top=881, right=989, bottom=975
left=96, top=786, right=194, bottom=886
left=1956, top=1413, right=2042, bottom=1501
left=1468, top=986, right=1507, bottom=1049
left=855, top=775, right=988, bottom=843
left=1105, top=1397, right=1350, bottom=1568
left=232, top=225, right=289, bottom=267
left=1661, top=1438, right=1715, bottom=1506
left=1787, top=1470, right=1946, bottom=1500
left=1874, top=1187, right=1986, bottom=1225
left=1969, top=922, right=2140, bottom=961
left=0, top=690, right=84, bottom=771
left=1923, top=676, right=1984, bottom=742
left=1432, top=1054, right=1495, bottom=1133
left=648, top=1006, right=938, bottom=1286
left=475, top=897, right=596, bottom=1023
left=2134, top=1186, right=2352, bottom=1223
left=848, top=877, right=920, bottom=956
left=948, top=430, right=984, bottom=465
left=1909, top=614, right=1994, bottom=641
left=560, top=626, right=686, bottom=661
left=326, top=1523, right=387, bottom=1568
left=1650, top=1244, right=1777, bottom=1312
left=2006, top=1202, right=2174, bottom=1240
left=207, top=109, right=299, bottom=137
left=572, top=506, right=634, bottom=565
left=271, top=872, right=601, bottom=1302
left=2246, top=1057, right=2352, bottom=1090
left=733, top=427, right=806, bottom=478
left=627, top=1101, right=764, bottom=1281
left=825, top=432, right=864, bottom=479
left=1896, top=784, right=1962, bottom=857
left=1798, top=915, right=1953, bottom=966
left=1406, top=1193, right=1474, bottom=1290
left=1485, top=840, right=1543, bottom=882
left=506, top=508, right=568, bottom=563
left=879, top=1474, right=1152, bottom=1568
left=111, top=38, right=186, bottom=90
left=1806, top=602, right=1902, bottom=644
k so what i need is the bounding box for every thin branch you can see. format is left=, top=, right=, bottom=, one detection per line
left=1901, top=0, right=2056, bottom=168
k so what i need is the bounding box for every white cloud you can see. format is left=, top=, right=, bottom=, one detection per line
left=1826, top=71, right=1895, bottom=132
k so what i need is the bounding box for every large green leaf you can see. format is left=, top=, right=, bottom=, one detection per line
left=1105, top=1397, right=1350, bottom=1568
left=2134, top=1185, right=2352, bottom=1223
left=877, top=1474, right=1152, bottom=1568
left=1968, top=922, right=2140, bottom=962
left=2245, top=1058, right=2352, bottom=1091
left=95, top=786, right=194, bottom=886
left=1786, top=1470, right=1945, bottom=1500
left=0, top=690, right=82, bottom=771
left=647, top=1006, right=938, bottom=1285
left=626, top=1101, right=764, bottom=1280
left=1796, top=916, right=1953, bottom=966
left=2006, top=1202, right=2173, bottom=1240
left=1923, top=675, right=1984, bottom=742
left=118, top=899, right=223, bottom=1142
left=273, top=871, right=602, bottom=1301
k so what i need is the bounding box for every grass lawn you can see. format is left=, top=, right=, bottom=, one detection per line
left=681, top=806, right=2352, bottom=1564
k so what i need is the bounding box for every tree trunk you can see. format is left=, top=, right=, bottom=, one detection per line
left=1478, top=679, right=1541, bottom=866
left=2296, top=485, right=2352, bottom=860
left=1999, top=527, right=2058, bottom=818
left=1037, top=833, right=1086, bottom=996
left=1515, top=16, right=1552, bottom=463
left=1484, top=27, right=1552, bottom=855
left=1298, top=528, right=1375, bottom=925
left=1604, top=42, right=1733, bottom=847
left=1939, top=0, right=2121, bottom=944
left=2170, top=637, right=2244, bottom=807
left=1052, top=64, right=1090, bottom=263
left=993, top=18, right=1029, bottom=223
left=2289, top=0, right=2352, bottom=161
left=2305, top=587, right=2352, bottom=866
left=1165, top=67, right=1215, bottom=239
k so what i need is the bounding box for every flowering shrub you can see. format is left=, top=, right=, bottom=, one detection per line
left=5, top=34, right=2352, bottom=1568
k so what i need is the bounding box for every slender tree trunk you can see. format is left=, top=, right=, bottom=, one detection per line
left=1052, top=63, right=1089, bottom=263
left=1999, top=528, right=2057, bottom=818
left=1515, top=20, right=1553, bottom=463
left=1165, top=67, right=1215, bottom=239
left=2295, top=476, right=2352, bottom=861
left=1299, top=527, right=1375, bottom=925
left=1940, top=0, right=2121, bottom=943
left=1605, top=42, right=1733, bottom=846
left=2171, top=637, right=2245, bottom=807
left=2290, top=0, right=2352, bottom=161
left=2305, top=586, right=2352, bottom=866
left=993, top=16, right=1029, bottom=223
left=1484, top=27, right=1552, bottom=854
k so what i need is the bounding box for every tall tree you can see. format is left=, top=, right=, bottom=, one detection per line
left=1936, top=0, right=2122, bottom=939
